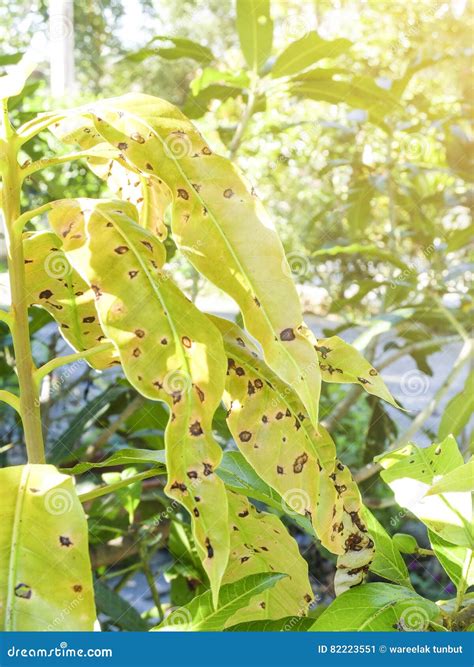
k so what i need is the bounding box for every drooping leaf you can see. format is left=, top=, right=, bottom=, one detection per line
left=58, top=93, right=322, bottom=427
left=438, top=372, right=474, bottom=441
left=212, top=315, right=374, bottom=595
left=123, top=36, right=214, bottom=65
left=429, top=530, right=474, bottom=590
left=0, top=54, right=35, bottom=100
left=272, top=32, right=351, bottom=78
left=23, top=231, right=118, bottom=370
left=310, top=583, right=439, bottom=631
left=312, top=243, right=410, bottom=272
left=377, top=436, right=474, bottom=547
left=236, top=0, right=273, bottom=72
left=0, top=464, right=95, bottom=630
left=222, top=491, right=313, bottom=626
left=315, top=335, right=399, bottom=408
left=64, top=448, right=166, bottom=475
left=361, top=508, right=412, bottom=588
left=152, top=572, right=285, bottom=631
left=48, top=198, right=229, bottom=604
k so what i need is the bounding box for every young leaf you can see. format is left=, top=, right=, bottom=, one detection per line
left=23, top=231, right=118, bottom=370
left=429, top=530, right=474, bottom=590
left=68, top=93, right=322, bottom=428
left=315, top=335, right=399, bottom=408
left=0, top=464, right=96, bottom=630
left=64, top=448, right=166, bottom=475
left=425, top=459, right=474, bottom=496
left=377, top=436, right=473, bottom=548
left=438, top=372, right=474, bottom=441
left=310, top=583, right=439, bottom=631
left=272, top=32, right=351, bottom=78
left=236, top=0, right=273, bottom=72
left=212, top=315, right=374, bottom=595
left=222, top=491, right=313, bottom=625
left=152, top=572, right=285, bottom=631
left=124, top=36, right=214, bottom=65
left=361, top=508, right=413, bottom=588
left=48, top=198, right=230, bottom=604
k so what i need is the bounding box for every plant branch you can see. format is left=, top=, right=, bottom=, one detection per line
left=22, top=149, right=118, bottom=177
left=228, top=76, right=259, bottom=158
left=78, top=469, right=161, bottom=503
left=0, top=390, right=21, bottom=414
left=0, top=309, right=13, bottom=329
left=13, top=202, right=55, bottom=235
left=34, top=342, right=114, bottom=386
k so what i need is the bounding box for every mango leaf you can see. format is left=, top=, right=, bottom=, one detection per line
left=377, top=436, right=474, bottom=548
left=23, top=231, right=118, bottom=370
left=310, top=583, right=439, bottom=631
left=438, top=372, right=474, bottom=441
left=64, top=448, right=166, bottom=475
left=212, top=315, right=374, bottom=595
left=124, top=36, right=214, bottom=65
left=94, top=581, right=149, bottom=631
left=315, top=335, right=399, bottom=408
left=222, top=491, right=313, bottom=626
left=236, top=0, right=273, bottom=72
left=60, top=93, right=322, bottom=427
left=225, top=616, right=314, bottom=631
left=48, top=198, right=229, bottom=604
left=312, top=242, right=410, bottom=272
left=0, top=464, right=96, bottom=630
left=361, top=508, right=412, bottom=588
left=429, top=530, right=474, bottom=590
left=0, top=54, right=35, bottom=100
left=102, top=468, right=141, bottom=523
left=272, top=32, right=351, bottom=78
left=426, top=459, right=474, bottom=496
left=152, top=572, right=285, bottom=631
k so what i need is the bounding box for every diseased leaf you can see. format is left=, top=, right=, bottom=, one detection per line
left=212, top=315, right=374, bottom=595
left=377, top=436, right=474, bottom=547
left=124, top=36, right=214, bottom=65
left=315, top=335, right=399, bottom=408
left=272, top=31, right=351, bottom=78
left=222, top=491, right=313, bottom=626
left=361, top=508, right=412, bottom=588
left=310, top=583, right=439, bottom=631
left=48, top=198, right=229, bottom=604
left=225, top=616, right=314, bottom=631
left=60, top=93, right=322, bottom=427
left=0, top=465, right=96, bottom=630
left=236, top=0, right=273, bottom=72
left=23, top=231, right=118, bottom=370
left=152, top=572, right=285, bottom=631
left=426, top=460, right=474, bottom=496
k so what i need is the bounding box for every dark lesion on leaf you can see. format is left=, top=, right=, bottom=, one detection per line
left=239, top=431, right=252, bottom=442
left=59, top=535, right=73, bottom=547
left=277, top=465, right=284, bottom=474
left=202, top=462, right=213, bottom=476
left=170, top=481, right=187, bottom=492
left=280, top=328, right=295, bottom=341
left=14, top=583, right=32, bottom=599
left=314, top=344, right=332, bottom=359
left=189, top=420, right=203, bottom=436
left=293, top=453, right=308, bottom=473
left=357, top=376, right=371, bottom=385
left=114, top=246, right=129, bottom=254
left=205, top=538, right=214, bottom=558
left=177, top=188, right=189, bottom=200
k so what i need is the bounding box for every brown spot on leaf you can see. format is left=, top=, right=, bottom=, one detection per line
left=293, top=453, right=308, bottom=473
left=39, top=289, right=53, bottom=299
left=203, top=463, right=213, bottom=476
left=131, top=132, right=145, bottom=143
left=239, top=431, right=252, bottom=442
left=117, top=142, right=128, bottom=150
left=135, top=329, right=145, bottom=338
left=205, top=538, right=214, bottom=558
left=277, top=465, right=284, bottom=474
left=114, top=246, right=129, bottom=254
left=14, top=583, right=32, bottom=599
left=82, top=316, right=95, bottom=323
left=182, top=336, right=192, bottom=348
left=189, top=421, right=203, bottom=436
left=280, top=328, right=295, bottom=341
left=223, top=188, right=234, bottom=198
left=177, top=188, right=189, bottom=200
left=59, top=536, right=73, bottom=547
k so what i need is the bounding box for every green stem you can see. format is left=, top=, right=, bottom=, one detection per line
left=13, top=201, right=55, bottom=235
left=34, top=342, right=114, bottom=387
left=0, top=390, right=21, bottom=414
left=78, top=469, right=160, bottom=503
left=1, top=103, right=45, bottom=464
left=0, top=309, right=13, bottom=328
left=17, top=112, right=68, bottom=145
left=22, top=149, right=119, bottom=177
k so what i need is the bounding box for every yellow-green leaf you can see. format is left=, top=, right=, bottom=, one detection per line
left=67, top=93, right=321, bottom=427
left=23, top=231, right=118, bottom=370
left=236, top=0, right=273, bottom=73
left=48, top=198, right=229, bottom=604
left=223, top=490, right=313, bottom=625
left=377, top=436, right=473, bottom=548
left=0, top=464, right=96, bottom=631
left=212, top=315, right=374, bottom=594
left=315, top=335, right=399, bottom=407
